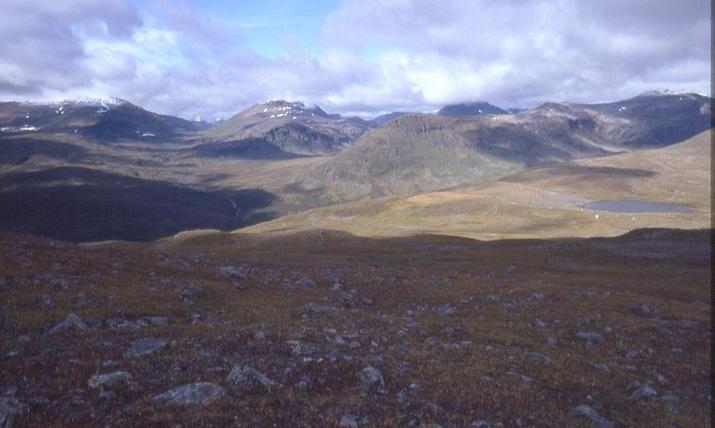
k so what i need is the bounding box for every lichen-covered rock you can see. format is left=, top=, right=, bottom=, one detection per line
left=49, top=313, right=87, bottom=335
left=123, top=338, right=167, bottom=359
left=87, top=371, right=131, bottom=389
left=152, top=383, right=225, bottom=406
left=569, top=404, right=614, bottom=428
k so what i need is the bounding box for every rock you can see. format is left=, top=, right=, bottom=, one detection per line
left=123, top=338, right=167, bottom=359
left=628, top=381, right=657, bottom=400
left=338, top=294, right=359, bottom=308
left=530, top=293, right=546, bottom=300
left=546, top=337, right=558, bottom=346
left=358, top=365, right=385, bottom=389
left=575, top=332, right=605, bottom=345
left=218, top=266, right=246, bottom=278
left=295, top=276, right=317, bottom=288
left=502, top=302, right=517, bottom=310
left=434, top=304, right=457, bottom=317
left=87, top=371, right=131, bottom=389
left=301, top=303, right=337, bottom=314
left=72, top=292, right=89, bottom=309
left=524, top=351, right=552, bottom=363
left=290, top=341, right=319, bottom=356
left=0, top=388, right=25, bottom=428
left=152, top=382, right=225, bottom=406
left=631, top=303, right=653, bottom=317
left=142, top=316, right=169, bottom=326
left=105, top=318, right=146, bottom=330
left=471, top=420, right=491, bottom=428
left=569, top=404, right=613, bottom=428
left=98, top=390, right=115, bottom=402
left=49, top=313, right=87, bottom=335
left=340, top=414, right=362, bottom=428
left=179, top=284, right=205, bottom=304
left=533, top=319, right=547, bottom=328
left=41, top=294, right=54, bottom=308
left=16, top=336, right=30, bottom=345
left=226, top=365, right=277, bottom=392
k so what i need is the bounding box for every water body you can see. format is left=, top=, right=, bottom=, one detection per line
left=583, top=199, right=693, bottom=213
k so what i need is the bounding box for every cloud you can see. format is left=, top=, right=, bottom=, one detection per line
left=0, top=0, right=709, bottom=119
left=0, top=0, right=140, bottom=94
left=322, top=0, right=711, bottom=110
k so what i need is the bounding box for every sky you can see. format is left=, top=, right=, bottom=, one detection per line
left=0, top=0, right=710, bottom=120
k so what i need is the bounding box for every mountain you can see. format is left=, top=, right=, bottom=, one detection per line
left=200, top=100, right=373, bottom=157
left=247, top=129, right=711, bottom=241
left=437, top=101, right=509, bottom=117
left=0, top=98, right=203, bottom=140
left=370, top=111, right=409, bottom=126
left=288, top=93, right=712, bottom=204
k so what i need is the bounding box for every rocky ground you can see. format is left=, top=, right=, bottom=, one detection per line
left=0, top=228, right=711, bottom=427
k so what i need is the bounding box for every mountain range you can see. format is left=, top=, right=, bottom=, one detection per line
left=0, top=91, right=711, bottom=241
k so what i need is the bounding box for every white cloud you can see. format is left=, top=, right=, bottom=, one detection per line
left=0, top=0, right=709, bottom=119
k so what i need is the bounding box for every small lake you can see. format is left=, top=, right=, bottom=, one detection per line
left=583, top=200, right=693, bottom=213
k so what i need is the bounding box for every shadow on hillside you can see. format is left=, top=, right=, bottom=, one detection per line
left=0, top=138, right=89, bottom=165
left=0, top=167, right=277, bottom=242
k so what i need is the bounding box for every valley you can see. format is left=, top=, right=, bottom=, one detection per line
left=0, top=92, right=711, bottom=427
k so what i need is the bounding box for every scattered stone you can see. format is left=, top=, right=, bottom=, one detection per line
left=358, top=365, right=385, bottom=390
left=72, top=292, right=89, bottom=309
left=546, top=337, right=558, bottom=346
left=338, top=294, right=358, bottom=308
left=290, top=341, right=319, bottom=356
left=471, top=420, right=491, bottom=428
left=295, top=276, right=317, bottom=288
left=631, top=303, right=654, bottom=317
left=123, top=338, right=167, bottom=359
left=16, top=336, right=30, bottom=345
left=152, top=382, right=225, bottom=406
left=530, top=293, right=546, bottom=300
left=569, top=405, right=613, bottom=428
left=226, top=365, right=277, bottom=392
left=87, top=371, right=131, bottom=389
left=434, top=304, right=457, bottom=317
left=301, top=303, right=337, bottom=314
left=524, top=351, right=552, bottom=363
left=41, top=294, right=54, bottom=308
left=628, top=381, right=657, bottom=400
left=575, top=332, right=605, bottom=345
left=49, top=313, right=87, bottom=335
left=0, top=387, right=25, bottom=428
left=502, top=302, right=517, bottom=310
left=143, top=316, right=169, bottom=326
left=340, top=414, right=362, bottom=428
left=218, top=266, right=246, bottom=278
left=98, top=390, right=115, bottom=402
left=179, top=284, right=205, bottom=303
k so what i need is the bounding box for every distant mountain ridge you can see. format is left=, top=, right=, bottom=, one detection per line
left=200, top=100, right=373, bottom=157
left=289, top=92, right=713, bottom=205
left=438, top=102, right=509, bottom=117
left=0, top=98, right=205, bottom=140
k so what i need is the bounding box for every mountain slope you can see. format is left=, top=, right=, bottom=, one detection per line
left=370, top=111, right=409, bottom=126
left=201, top=100, right=373, bottom=156
left=0, top=98, right=203, bottom=141
left=437, top=102, right=509, bottom=117
left=244, top=130, right=711, bottom=240
left=288, top=93, right=712, bottom=205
